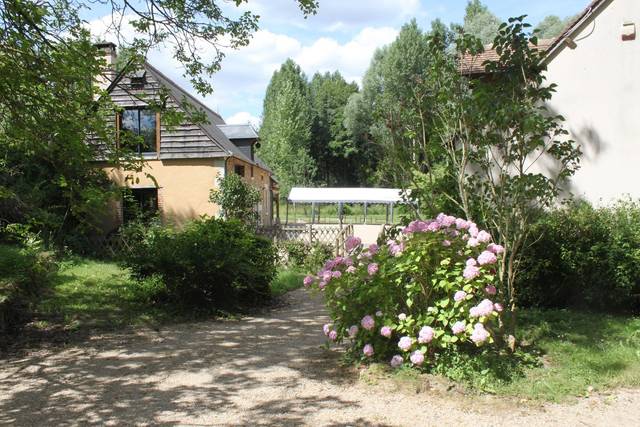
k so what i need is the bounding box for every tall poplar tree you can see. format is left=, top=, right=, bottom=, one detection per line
left=258, top=60, right=316, bottom=197
left=308, top=71, right=359, bottom=185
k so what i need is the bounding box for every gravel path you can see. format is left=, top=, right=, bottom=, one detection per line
left=1, top=289, right=639, bottom=426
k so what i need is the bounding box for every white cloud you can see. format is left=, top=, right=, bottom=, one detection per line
left=294, top=27, right=398, bottom=85
left=239, top=0, right=423, bottom=30
left=87, top=12, right=400, bottom=119
left=226, top=112, right=262, bottom=128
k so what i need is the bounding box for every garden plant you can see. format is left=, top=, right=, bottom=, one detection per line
left=304, top=213, right=508, bottom=369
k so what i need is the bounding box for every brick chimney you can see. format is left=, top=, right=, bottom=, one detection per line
left=94, top=42, right=117, bottom=92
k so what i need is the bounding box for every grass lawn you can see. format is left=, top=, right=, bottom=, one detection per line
left=270, top=269, right=305, bottom=297
left=34, top=257, right=305, bottom=332
left=279, top=203, right=409, bottom=225
left=499, top=309, right=640, bottom=401
left=35, top=257, right=174, bottom=331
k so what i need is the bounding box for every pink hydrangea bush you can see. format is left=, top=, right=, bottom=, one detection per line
left=304, top=213, right=506, bottom=369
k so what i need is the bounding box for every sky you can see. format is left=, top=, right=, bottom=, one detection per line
left=87, top=0, right=590, bottom=127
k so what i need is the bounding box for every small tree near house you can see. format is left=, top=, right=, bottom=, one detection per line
left=210, top=173, right=261, bottom=226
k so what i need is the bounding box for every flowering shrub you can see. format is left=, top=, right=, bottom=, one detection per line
left=305, top=213, right=506, bottom=369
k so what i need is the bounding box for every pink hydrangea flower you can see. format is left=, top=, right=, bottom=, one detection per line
left=303, top=275, right=314, bottom=287
left=367, top=263, right=379, bottom=276
left=466, top=258, right=477, bottom=267
left=452, top=321, right=466, bottom=335
left=361, top=315, right=375, bottom=330
left=348, top=325, right=359, bottom=338
left=410, top=350, right=425, bottom=366
left=322, top=271, right=333, bottom=282
left=363, top=344, right=374, bottom=357
left=476, top=230, right=492, bottom=243
left=440, top=214, right=456, bottom=227
left=442, top=240, right=451, bottom=247
left=470, top=323, right=490, bottom=344
left=323, top=324, right=331, bottom=336
left=470, top=299, right=495, bottom=317
left=418, top=326, right=434, bottom=344
left=389, top=241, right=404, bottom=257
left=463, top=265, right=480, bottom=280
left=487, top=243, right=505, bottom=255
left=485, top=285, right=497, bottom=295
left=467, top=237, right=480, bottom=247
left=332, top=270, right=342, bottom=278
left=426, top=221, right=441, bottom=232
left=454, top=290, right=467, bottom=302
left=390, top=355, right=404, bottom=368
left=469, top=224, right=479, bottom=237
left=328, top=330, right=338, bottom=341
left=380, top=326, right=392, bottom=338
left=456, top=218, right=470, bottom=230
left=494, top=303, right=504, bottom=312
left=477, top=250, right=497, bottom=266
left=398, top=336, right=413, bottom=351
left=345, top=236, right=362, bottom=252
left=318, top=281, right=327, bottom=290
left=346, top=266, right=356, bottom=274
left=368, top=243, right=379, bottom=255
left=398, top=313, right=407, bottom=321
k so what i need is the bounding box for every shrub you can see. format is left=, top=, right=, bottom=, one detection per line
left=209, top=173, right=261, bottom=225
left=279, top=240, right=333, bottom=272
left=517, top=199, right=640, bottom=312
left=0, top=242, right=57, bottom=337
left=305, top=213, right=507, bottom=371
left=121, top=217, right=277, bottom=310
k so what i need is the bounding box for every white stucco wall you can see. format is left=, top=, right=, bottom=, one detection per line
left=544, top=0, right=639, bottom=204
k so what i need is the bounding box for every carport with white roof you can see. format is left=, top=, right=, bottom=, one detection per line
left=286, top=187, right=407, bottom=225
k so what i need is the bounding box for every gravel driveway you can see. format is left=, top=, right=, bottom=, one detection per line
left=1, top=289, right=639, bottom=426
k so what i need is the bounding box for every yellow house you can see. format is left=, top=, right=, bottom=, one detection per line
left=93, top=43, right=278, bottom=231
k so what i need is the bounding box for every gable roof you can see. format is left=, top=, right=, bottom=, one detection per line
left=460, top=39, right=554, bottom=75
left=218, top=124, right=259, bottom=140
left=142, top=63, right=255, bottom=165
left=459, top=0, right=611, bottom=75
left=543, top=0, right=610, bottom=62
left=106, top=60, right=256, bottom=165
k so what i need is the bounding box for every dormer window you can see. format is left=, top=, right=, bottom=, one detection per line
left=119, top=107, right=158, bottom=154
left=130, top=69, right=147, bottom=89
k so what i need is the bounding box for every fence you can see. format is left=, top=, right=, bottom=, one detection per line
left=257, top=223, right=354, bottom=256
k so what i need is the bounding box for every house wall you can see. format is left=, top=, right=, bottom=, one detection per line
left=227, top=157, right=274, bottom=225
left=101, top=158, right=225, bottom=231
left=544, top=0, right=640, bottom=203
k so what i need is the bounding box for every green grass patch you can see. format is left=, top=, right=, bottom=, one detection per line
left=270, top=269, right=305, bottom=297
left=499, top=309, right=640, bottom=401
left=35, top=257, right=179, bottom=331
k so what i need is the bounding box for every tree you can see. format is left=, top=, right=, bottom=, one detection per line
left=463, top=0, right=502, bottom=45
left=423, top=18, right=581, bottom=335
left=210, top=173, right=261, bottom=226
left=535, top=15, right=571, bottom=39
left=258, top=60, right=316, bottom=197
left=308, top=71, right=359, bottom=185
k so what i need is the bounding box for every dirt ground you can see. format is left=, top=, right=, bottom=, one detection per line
left=1, top=289, right=639, bottom=426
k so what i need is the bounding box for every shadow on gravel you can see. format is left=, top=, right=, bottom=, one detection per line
left=0, top=290, right=360, bottom=425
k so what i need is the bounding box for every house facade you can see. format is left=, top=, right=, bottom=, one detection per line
left=94, top=43, right=278, bottom=231
left=461, top=0, right=639, bottom=204
left=542, top=0, right=639, bottom=203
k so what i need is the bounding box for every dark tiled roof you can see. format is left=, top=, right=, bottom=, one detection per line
left=142, top=63, right=255, bottom=165
left=218, top=124, right=259, bottom=140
